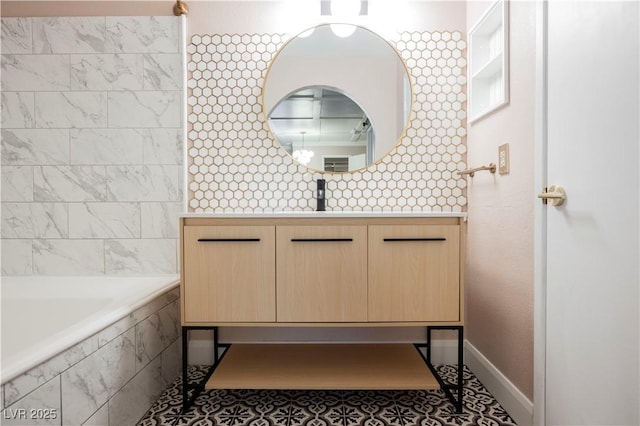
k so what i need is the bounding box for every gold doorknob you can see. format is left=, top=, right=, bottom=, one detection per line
left=538, top=185, right=566, bottom=206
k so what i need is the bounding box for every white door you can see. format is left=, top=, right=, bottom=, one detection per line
left=537, top=1, right=639, bottom=425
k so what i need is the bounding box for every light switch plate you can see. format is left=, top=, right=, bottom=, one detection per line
left=498, top=143, right=510, bottom=174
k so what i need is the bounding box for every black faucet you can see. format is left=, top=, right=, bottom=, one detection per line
left=316, top=179, right=326, bottom=211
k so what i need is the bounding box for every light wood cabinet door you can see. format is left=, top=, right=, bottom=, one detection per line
left=183, top=225, right=275, bottom=322
left=368, top=225, right=460, bottom=322
left=276, top=225, right=367, bottom=322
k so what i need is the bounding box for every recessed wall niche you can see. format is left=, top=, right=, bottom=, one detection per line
left=187, top=30, right=467, bottom=212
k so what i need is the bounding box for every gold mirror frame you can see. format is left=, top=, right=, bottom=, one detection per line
left=262, top=24, right=415, bottom=174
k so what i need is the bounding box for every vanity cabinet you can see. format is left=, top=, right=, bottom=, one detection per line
left=180, top=214, right=466, bottom=412
left=181, top=215, right=464, bottom=325
left=182, top=225, right=275, bottom=322
left=368, top=225, right=460, bottom=322
left=276, top=225, right=368, bottom=322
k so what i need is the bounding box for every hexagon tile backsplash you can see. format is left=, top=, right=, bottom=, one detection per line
left=187, top=31, right=467, bottom=213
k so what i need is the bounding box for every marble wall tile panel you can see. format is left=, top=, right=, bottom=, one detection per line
left=104, top=239, right=177, bottom=274
left=70, top=54, right=143, bottom=91
left=1, top=92, right=35, bottom=128
left=35, top=92, right=107, bottom=129
left=107, top=91, right=181, bottom=128
left=1, top=18, right=32, bottom=54
left=105, top=17, right=180, bottom=53
left=135, top=299, right=180, bottom=371
left=68, top=202, right=140, bottom=239
left=95, top=284, right=178, bottom=349
left=106, top=165, right=180, bottom=202
left=141, top=202, right=182, bottom=238
left=1, top=376, right=60, bottom=426
left=96, top=313, right=135, bottom=348
left=33, top=239, right=104, bottom=275
left=0, top=239, right=32, bottom=275
left=160, top=338, right=182, bottom=385
left=142, top=129, right=183, bottom=165
left=131, top=287, right=180, bottom=325
left=1, top=16, right=183, bottom=275
left=108, top=356, right=165, bottom=426
left=34, top=166, right=107, bottom=202
left=143, top=53, right=183, bottom=90
left=32, top=17, right=105, bottom=54
left=61, top=328, right=135, bottom=426
left=70, top=129, right=144, bottom=165
left=1, top=55, right=69, bottom=91
left=1, top=129, right=69, bottom=165
left=82, top=403, right=109, bottom=426
left=3, top=335, right=98, bottom=407
left=1, top=203, right=68, bottom=239
left=99, top=289, right=178, bottom=346
left=2, top=166, right=34, bottom=201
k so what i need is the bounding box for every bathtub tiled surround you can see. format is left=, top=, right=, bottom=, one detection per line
left=0, top=16, right=184, bottom=276
left=1, top=287, right=181, bottom=426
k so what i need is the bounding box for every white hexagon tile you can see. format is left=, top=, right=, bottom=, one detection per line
left=186, top=31, right=467, bottom=213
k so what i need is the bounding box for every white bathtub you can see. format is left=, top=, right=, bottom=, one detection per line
left=1, top=275, right=180, bottom=384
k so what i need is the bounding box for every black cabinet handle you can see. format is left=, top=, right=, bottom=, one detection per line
left=383, top=237, right=446, bottom=242
left=197, top=238, right=261, bottom=242
left=291, top=238, right=353, bottom=242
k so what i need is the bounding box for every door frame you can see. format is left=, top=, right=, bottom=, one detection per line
left=532, top=1, right=548, bottom=424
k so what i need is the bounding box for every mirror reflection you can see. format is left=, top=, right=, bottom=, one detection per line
left=264, top=24, right=411, bottom=172
left=269, top=86, right=372, bottom=172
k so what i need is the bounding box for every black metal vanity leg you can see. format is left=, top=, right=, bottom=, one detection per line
left=181, top=327, right=189, bottom=413
left=423, top=325, right=465, bottom=414
left=456, top=326, right=464, bottom=413
left=426, top=326, right=433, bottom=365
left=213, top=326, right=219, bottom=360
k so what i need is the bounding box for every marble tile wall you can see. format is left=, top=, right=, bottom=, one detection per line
left=1, top=287, right=181, bottom=426
left=0, top=16, right=184, bottom=275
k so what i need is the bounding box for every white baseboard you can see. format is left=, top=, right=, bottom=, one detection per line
left=187, top=338, right=219, bottom=365
left=464, top=340, right=534, bottom=426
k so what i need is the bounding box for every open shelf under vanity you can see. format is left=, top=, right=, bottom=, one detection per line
left=204, top=343, right=440, bottom=390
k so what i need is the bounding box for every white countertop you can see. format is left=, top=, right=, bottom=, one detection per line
left=180, top=211, right=466, bottom=219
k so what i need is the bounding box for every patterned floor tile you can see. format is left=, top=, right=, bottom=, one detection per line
left=137, top=415, right=180, bottom=426
left=137, top=365, right=518, bottom=426
left=174, top=417, right=217, bottom=426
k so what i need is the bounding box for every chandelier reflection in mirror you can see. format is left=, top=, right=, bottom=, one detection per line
left=269, top=86, right=372, bottom=171
left=292, top=131, right=314, bottom=166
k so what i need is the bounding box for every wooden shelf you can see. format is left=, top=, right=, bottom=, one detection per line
left=205, top=343, right=439, bottom=390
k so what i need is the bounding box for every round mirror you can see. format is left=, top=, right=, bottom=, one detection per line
left=264, top=24, right=411, bottom=172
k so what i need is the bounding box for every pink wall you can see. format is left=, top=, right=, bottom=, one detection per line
left=1, top=1, right=172, bottom=16
left=465, top=0, right=536, bottom=399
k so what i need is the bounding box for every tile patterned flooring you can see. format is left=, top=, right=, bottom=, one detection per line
left=137, top=365, right=517, bottom=425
